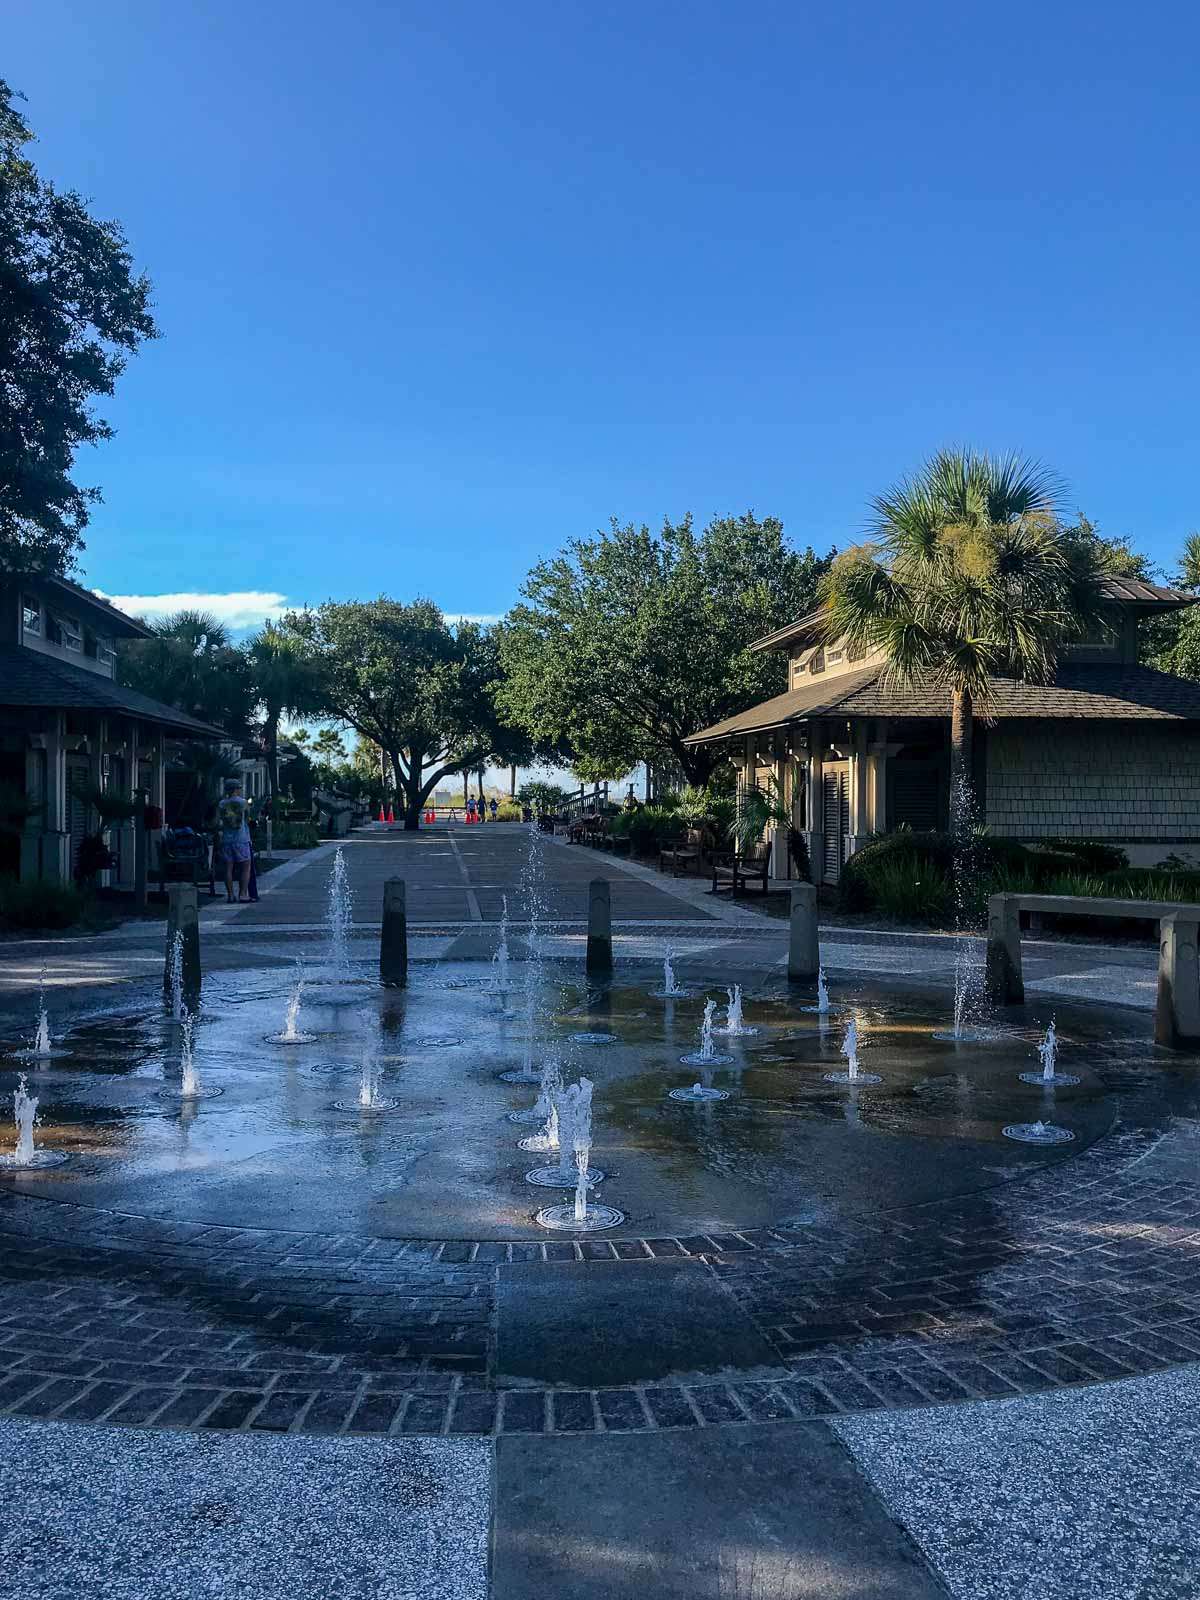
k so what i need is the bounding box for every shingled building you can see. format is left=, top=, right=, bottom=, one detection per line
left=685, top=577, right=1200, bottom=884
left=1, top=574, right=223, bottom=885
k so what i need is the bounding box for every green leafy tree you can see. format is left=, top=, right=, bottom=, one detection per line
left=118, top=610, right=255, bottom=738
left=821, top=450, right=1103, bottom=788
left=282, top=599, right=524, bottom=829
left=1146, top=532, right=1200, bottom=677
left=246, top=622, right=320, bottom=803
left=0, top=81, right=157, bottom=574
left=497, top=513, right=832, bottom=785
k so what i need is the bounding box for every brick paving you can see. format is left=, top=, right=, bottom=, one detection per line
left=0, top=1086, right=1197, bottom=1437
left=1, top=826, right=1197, bottom=1439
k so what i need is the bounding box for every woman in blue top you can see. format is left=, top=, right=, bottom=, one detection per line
left=218, top=778, right=253, bottom=903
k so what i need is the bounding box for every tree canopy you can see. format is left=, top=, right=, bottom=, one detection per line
left=118, top=610, right=255, bottom=739
left=0, top=81, right=157, bottom=575
left=822, top=450, right=1103, bottom=786
left=496, top=512, right=832, bottom=785
left=281, top=598, right=526, bottom=828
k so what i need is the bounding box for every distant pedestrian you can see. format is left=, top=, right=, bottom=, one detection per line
left=466, top=797, right=476, bottom=823
left=218, top=778, right=253, bottom=903
left=489, top=798, right=498, bottom=821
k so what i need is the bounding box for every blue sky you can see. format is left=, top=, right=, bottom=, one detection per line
left=8, top=0, right=1200, bottom=633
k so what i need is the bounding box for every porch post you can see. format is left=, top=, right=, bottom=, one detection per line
left=770, top=733, right=788, bottom=879
left=847, top=721, right=869, bottom=859
left=807, top=722, right=825, bottom=885
left=42, top=713, right=69, bottom=883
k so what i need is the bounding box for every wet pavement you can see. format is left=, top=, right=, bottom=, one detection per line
left=0, top=824, right=1197, bottom=1599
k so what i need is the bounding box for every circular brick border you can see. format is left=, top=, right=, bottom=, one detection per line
left=1, top=1080, right=1198, bottom=1439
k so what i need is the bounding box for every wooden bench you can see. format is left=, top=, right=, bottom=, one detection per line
left=986, top=891, right=1200, bottom=1048
left=659, top=828, right=705, bottom=877
left=710, top=846, right=771, bottom=897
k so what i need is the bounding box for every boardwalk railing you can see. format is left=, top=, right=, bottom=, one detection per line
left=563, top=783, right=609, bottom=821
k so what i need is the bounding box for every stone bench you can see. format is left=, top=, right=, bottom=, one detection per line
left=985, top=892, right=1200, bottom=1048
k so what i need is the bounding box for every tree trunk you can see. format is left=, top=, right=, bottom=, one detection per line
left=402, top=755, right=424, bottom=831
left=509, top=764, right=517, bottom=799
left=266, top=713, right=280, bottom=804
left=949, top=687, right=974, bottom=835
left=462, top=770, right=469, bottom=806
left=678, top=744, right=717, bottom=787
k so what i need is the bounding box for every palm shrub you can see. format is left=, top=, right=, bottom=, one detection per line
left=732, top=777, right=790, bottom=856
left=822, top=450, right=1103, bottom=788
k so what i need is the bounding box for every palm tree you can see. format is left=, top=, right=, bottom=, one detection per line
left=821, top=449, right=1102, bottom=792
left=247, top=624, right=317, bottom=804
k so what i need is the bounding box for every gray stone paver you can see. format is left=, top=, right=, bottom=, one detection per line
left=0, top=1414, right=489, bottom=1600
left=836, top=1362, right=1200, bottom=1600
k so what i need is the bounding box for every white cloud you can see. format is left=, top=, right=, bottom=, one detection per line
left=448, top=612, right=501, bottom=626
left=97, top=590, right=290, bottom=630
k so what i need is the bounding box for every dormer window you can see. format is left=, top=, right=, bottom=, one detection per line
left=826, top=647, right=845, bottom=667
left=48, top=613, right=83, bottom=651
left=84, top=630, right=115, bottom=667
left=808, top=648, right=826, bottom=675
left=21, top=597, right=41, bottom=635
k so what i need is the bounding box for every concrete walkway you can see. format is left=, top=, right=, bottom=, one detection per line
left=0, top=821, right=1166, bottom=1019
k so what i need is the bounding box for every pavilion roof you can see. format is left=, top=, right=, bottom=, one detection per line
left=0, top=648, right=226, bottom=738
left=685, top=663, right=1200, bottom=745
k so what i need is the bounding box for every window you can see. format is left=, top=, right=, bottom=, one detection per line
left=808, top=648, right=826, bottom=675
left=48, top=613, right=82, bottom=651
left=21, top=597, right=41, bottom=635
left=826, top=647, right=845, bottom=666
left=791, top=658, right=805, bottom=687
left=84, top=631, right=115, bottom=667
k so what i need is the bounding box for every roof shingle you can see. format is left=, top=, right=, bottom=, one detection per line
left=686, top=663, right=1200, bottom=743
left=0, top=648, right=226, bottom=737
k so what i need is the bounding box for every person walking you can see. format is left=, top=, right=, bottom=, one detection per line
left=218, top=778, right=253, bottom=903
left=489, top=797, right=498, bottom=822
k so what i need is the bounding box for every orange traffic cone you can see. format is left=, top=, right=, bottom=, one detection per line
left=378, top=804, right=385, bottom=823
left=387, top=805, right=395, bottom=824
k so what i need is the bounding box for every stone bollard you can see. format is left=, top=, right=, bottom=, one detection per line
left=586, top=878, right=613, bottom=977
left=1155, top=912, right=1200, bottom=1048
left=380, top=878, right=408, bottom=988
left=985, top=893, right=1024, bottom=1005
left=787, top=883, right=819, bottom=982
left=164, top=883, right=201, bottom=1004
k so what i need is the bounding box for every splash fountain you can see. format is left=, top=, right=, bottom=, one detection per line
left=718, top=984, right=758, bottom=1036
left=800, top=965, right=834, bottom=1015
left=489, top=895, right=512, bottom=997
left=326, top=846, right=353, bottom=982
left=526, top=1077, right=604, bottom=1187
left=12, top=968, right=65, bottom=1063
left=534, top=1076, right=624, bottom=1230
left=0, top=1074, right=68, bottom=1169
left=166, top=932, right=185, bottom=1022
left=823, top=1015, right=881, bottom=1085
left=158, top=1011, right=222, bottom=1099
left=499, top=831, right=549, bottom=1081
left=517, top=1062, right=563, bottom=1152
left=267, top=964, right=317, bottom=1044
left=336, top=1043, right=399, bottom=1112
left=1019, top=1020, right=1080, bottom=1087
left=1003, top=1117, right=1075, bottom=1145
left=652, top=949, right=689, bottom=999
left=680, top=999, right=732, bottom=1067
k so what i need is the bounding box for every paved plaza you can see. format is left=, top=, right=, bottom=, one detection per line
left=1, top=822, right=1198, bottom=1599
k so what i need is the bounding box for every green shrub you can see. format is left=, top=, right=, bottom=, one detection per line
left=840, top=829, right=1200, bottom=925
left=0, top=879, right=87, bottom=930
left=627, top=805, right=682, bottom=855
left=1041, top=839, right=1130, bottom=873
left=495, top=803, right=522, bottom=821
left=867, top=858, right=955, bottom=923
left=272, top=819, right=319, bottom=849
